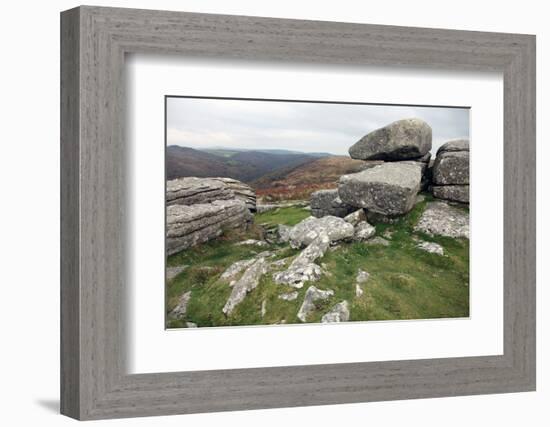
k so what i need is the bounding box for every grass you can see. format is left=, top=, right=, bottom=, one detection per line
left=254, top=205, right=311, bottom=227
left=166, top=198, right=469, bottom=328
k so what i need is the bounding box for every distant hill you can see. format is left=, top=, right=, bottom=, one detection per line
left=252, top=156, right=368, bottom=202
left=166, top=145, right=318, bottom=183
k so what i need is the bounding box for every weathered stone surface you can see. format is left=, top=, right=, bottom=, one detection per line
left=437, top=139, right=470, bottom=155
left=356, top=270, right=370, bottom=283
left=417, top=152, right=432, bottom=163
left=166, top=265, right=187, bottom=281
left=256, top=200, right=308, bottom=214
left=310, top=189, right=355, bottom=218
left=321, top=301, right=350, bottom=323
left=414, top=202, right=469, bottom=239
left=166, top=199, right=252, bottom=255
left=344, top=209, right=367, bottom=226
left=417, top=241, right=445, bottom=255
left=277, top=224, right=291, bottom=243
left=219, top=258, right=256, bottom=283
left=278, top=291, right=299, bottom=301
left=274, top=234, right=330, bottom=288
left=210, top=177, right=257, bottom=212
left=170, top=291, right=192, bottom=319
left=166, top=176, right=257, bottom=212
left=349, top=118, right=432, bottom=160
left=223, top=257, right=270, bottom=315
left=166, top=177, right=235, bottom=206
left=297, top=286, right=334, bottom=322
left=432, top=185, right=469, bottom=204
left=432, top=151, right=469, bottom=185
left=354, top=221, right=376, bottom=241
left=288, top=216, right=354, bottom=249
left=338, top=162, right=422, bottom=216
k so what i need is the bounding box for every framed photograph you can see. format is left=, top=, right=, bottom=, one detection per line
left=61, top=6, right=536, bottom=420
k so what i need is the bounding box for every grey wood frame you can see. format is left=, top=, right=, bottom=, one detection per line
left=60, top=5, right=536, bottom=421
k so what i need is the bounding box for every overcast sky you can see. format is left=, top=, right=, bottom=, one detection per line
left=166, top=97, right=470, bottom=156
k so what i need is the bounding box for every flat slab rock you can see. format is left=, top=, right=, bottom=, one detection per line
left=288, top=216, right=354, bottom=249
left=166, top=199, right=252, bottom=255
left=417, top=240, right=445, bottom=255
left=348, top=118, right=432, bottom=161
left=338, top=162, right=422, bottom=216
left=414, top=202, right=469, bottom=239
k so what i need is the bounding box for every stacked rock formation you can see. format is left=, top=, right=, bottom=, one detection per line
left=431, top=140, right=469, bottom=203
left=166, top=177, right=254, bottom=255
left=334, top=118, right=432, bottom=220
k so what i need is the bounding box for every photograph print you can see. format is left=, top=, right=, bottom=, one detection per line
left=165, top=97, right=470, bottom=329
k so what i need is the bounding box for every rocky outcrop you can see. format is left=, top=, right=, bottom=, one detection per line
left=223, top=257, right=270, bottom=315
left=432, top=140, right=469, bottom=203
left=210, top=177, right=257, bottom=212
left=167, top=176, right=256, bottom=212
left=338, top=162, right=422, bottom=216
left=321, top=301, right=350, bottom=323
left=414, top=202, right=469, bottom=239
left=288, top=216, right=354, bottom=248
left=274, top=233, right=330, bottom=288
left=310, top=189, right=355, bottom=218
left=297, top=286, right=334, bottom=322
left=349, top=118, right=432, bottom=161
left=344, top=209, right=367, bottom=226
left=166, top=199, right=252, bottom=255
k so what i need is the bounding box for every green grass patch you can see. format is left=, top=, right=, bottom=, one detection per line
left=166, top=193, right=469, bottom=328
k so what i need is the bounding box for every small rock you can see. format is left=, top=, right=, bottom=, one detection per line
left=356, top=270, right=370, bottom=283
left=278, top=291, right=299, bottom=301
left=170, top=291, right=192, bottom=319
left=220, top=259, right=256, bottom=282
left=261, top=300, right=267, bottom=317
left=186, top=322, right=197, bottom=328
left=277, top=224, right=291, bottom=242
left=382, top=229, right=394, bottom=239
left=416, top=241, right=445, bottom=255
left=415, top=194, right=426, bottom=205
left=364, top=237, right=390, bottom=246
left=355, top=284, right=364, bottom=297
left=273, top=233, right=330, bottom=288
left=297, top=286, right=334, bottom=322
left=344, top=209, right=367, bottom=226
left=354, top=221, right=376, bottom=241
left=235, top=239, right=269, bottom=247
left=321, top=301, right=350, bottom=323
left=223, top=257, right=270, bottom=315
left=166, top=265, right=188, bottom=281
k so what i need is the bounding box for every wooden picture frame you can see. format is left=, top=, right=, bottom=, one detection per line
left=60, top=6, right=536, bottom=420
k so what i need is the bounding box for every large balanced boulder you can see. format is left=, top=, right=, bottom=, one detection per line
left=338, top=162, right=422, bottom=216
left=166, top=199, right=252, bottom=255
left=167, top=177, right=256, bottom=212
left=310, top=189, right=355, bottom=218
left=288, top=216, right=354, bottom=248
left=348, top=118, right=432, bottom=161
